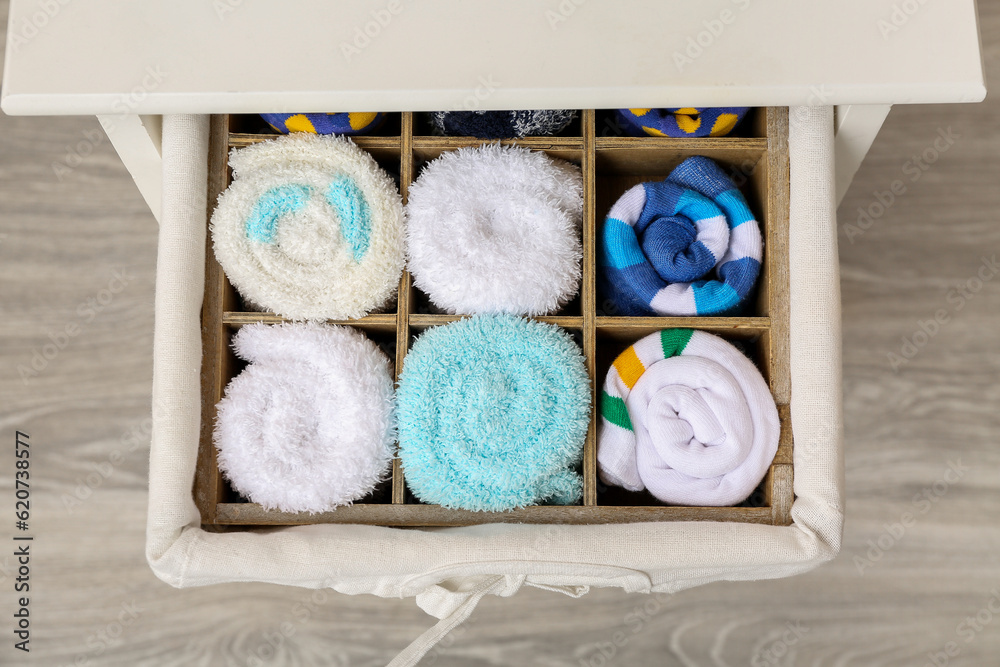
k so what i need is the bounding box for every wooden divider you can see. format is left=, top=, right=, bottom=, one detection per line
left=391, top=112, right=414, bottom=505
left=196, top=108, right=794, bottom=527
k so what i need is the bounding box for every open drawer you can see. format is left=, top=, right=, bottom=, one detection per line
left=144, top=105, right=839, bottom=591
left=196, top=108, right=794, bottom=528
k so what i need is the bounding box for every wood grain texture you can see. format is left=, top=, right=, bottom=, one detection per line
left=765, top=107, right=792, bottom=405
left=392, top=112, right=414, bottom=506
left=229, top=133, right=402, bottom=152
left=215, top=503, right=774, bottom=527
left=408, top=314, right=583, bottom=330
left=595, top=137, right=768, bottom=153
left=221, top=312, right=398, bottom=328
left=193, top=113, right=229, bottom=524
left=1, top=2, right=999, bottom=664
left=412, top=136, right=583, bottom=151
left=581, top=109, right=598, bottom=506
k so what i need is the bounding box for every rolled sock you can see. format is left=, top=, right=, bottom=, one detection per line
left=598, top=328, right=779, bottom=506
left=599, top=156, right=762, bottom=316
left=615, top=107, right=749, bottom=138
left=260, top=112, right=386, bottom=135
left=406, top=143, right=583, bottom=316
left=427, top=110, right=576, bottom=138
left=211, top=133, right=405, bottom=320
left=214, top=322, right=396, bottom=514
left=397, top=314, right=592, bottom=511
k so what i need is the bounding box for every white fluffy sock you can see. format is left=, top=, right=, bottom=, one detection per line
left=213, top=322, right=396, bottom=513
left=405, top=144, right=583, bottom=316
left=211, top=133, right=405, bottom=320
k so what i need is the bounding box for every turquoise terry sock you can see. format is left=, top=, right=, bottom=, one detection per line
left=396, top=314, right=591, bottom=512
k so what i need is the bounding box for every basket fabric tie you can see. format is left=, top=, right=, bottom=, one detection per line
left=616, top=107, right=749, bottom=137
left=598, top=156, right=761, bottom=316
left=259, top=112, right=385, bottom=135
left=396, top=314, right=591, bottom=512
left=210, top=133, right=404, bottom=320
left=599, top=329, right=779, bottom=506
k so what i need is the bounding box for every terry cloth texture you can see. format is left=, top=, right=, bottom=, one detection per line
left=616, top=108, right=750, bottom=138
left=598, top=329, right=779, bottom=506
left=148, top=108, right=842, bottom=667
left=396, top=314, right=591, bottom=511
left=406, top=144, right=584, bottom=316
left=214, top=322, right=395, bottom=514
left=210, top=133, right=405, bottom=320
left=598, top=156, right=761, bottom=316
left=260, top=112, right=386, bottom=135
left=427, top=110, right=576, bottom=139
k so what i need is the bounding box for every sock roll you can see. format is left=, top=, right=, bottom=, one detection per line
left=211, top=133, right=405, bottom=320
left=599, top=156, right=762, bottom=316
left=397, top=314, right=592, bottom=512
left=598, top=329, right=779, bottom=506
left=406, top=143, right=583, bottom=316
left=214, top=322, right=396, bottom=514
left=260, top=112, right=386, bottom=135
left=616, top=108, right=750, bottom=138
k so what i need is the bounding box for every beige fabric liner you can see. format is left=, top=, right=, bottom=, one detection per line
left=146, top=107, right=843, bottom=665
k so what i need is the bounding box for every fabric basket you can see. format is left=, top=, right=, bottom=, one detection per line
left=146, top=106, right=843, bottom=666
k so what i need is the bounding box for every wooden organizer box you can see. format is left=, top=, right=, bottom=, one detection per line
left=195, top=109, right=792, bottom=528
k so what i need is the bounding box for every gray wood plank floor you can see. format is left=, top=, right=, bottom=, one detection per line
left=1, top=3, right=999, bottom=665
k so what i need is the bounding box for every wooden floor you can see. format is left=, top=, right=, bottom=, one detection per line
left=1, top=4, right=999, bottom=665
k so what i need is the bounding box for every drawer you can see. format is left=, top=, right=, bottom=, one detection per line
left=194, top=108, right=794, bottom=528
left=151, top=108, right=847, bottom=664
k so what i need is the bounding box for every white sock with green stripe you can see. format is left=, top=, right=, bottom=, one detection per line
left=598, top=329, right=779, bottom=506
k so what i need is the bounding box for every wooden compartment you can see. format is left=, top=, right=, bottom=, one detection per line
left=408, top=143, right=585, bottom=318
left=195, top=109, right=792, bottom=528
